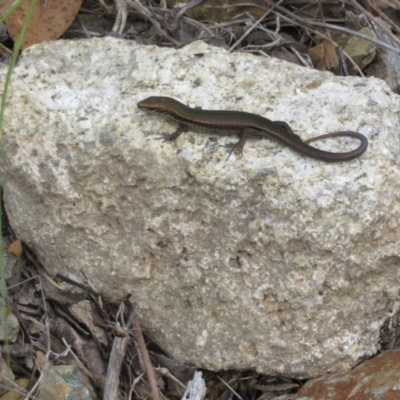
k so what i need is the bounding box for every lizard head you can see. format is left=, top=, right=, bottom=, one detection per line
left=137, top=96, right=183, bottom=116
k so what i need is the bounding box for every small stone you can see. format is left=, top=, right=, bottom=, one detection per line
left=295, top=350, right=400, bottom=400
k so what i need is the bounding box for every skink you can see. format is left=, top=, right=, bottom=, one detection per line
left=137, top=96, right=368, bottom=162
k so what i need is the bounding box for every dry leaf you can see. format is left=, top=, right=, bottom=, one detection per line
left=380, top=0, right=400, bottom=11
left=7, top=240, right=22, bottom=258
left=0, top=0, right=83, bottom=49
left=322, top=40, right=339, bottom=70
left=69, top=300, right=108, bottom=346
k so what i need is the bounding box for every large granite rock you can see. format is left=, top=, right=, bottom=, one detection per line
left=2, top=38, right=400, bottom=378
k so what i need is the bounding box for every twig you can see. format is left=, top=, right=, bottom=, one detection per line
left=113, top=0, right=128, bottom=35
left=337, top=46, right=350, bottom=76
left=128, top=372, right=144, bottom=399
left=0, top=383, right=28, bottom=398
left=217, top=376, right=243, bottom=400
left=24, top=318, right=51, bottom=400
left=155, top=367, right=187, bottom=389
left=182, top=371, right=206, bottom=400
left=103, top=336, right=130, bottom=400
left=289, top=45, right=312, bottom=68
left=266, top=1, right=400, bottom=55
left=274, top=10, right=364, bottom=75
left=125, top=0, right=180, bottom=46
left=0, top=372, right=29, bottom=396
left=54, top=273, right=99, bottom=297
left=229, top=8, right=274, bottom=52
left=131, top=311, right=160, bottom=400
left=172, top=0, right=207, bottom=31
left=346, top=0, right=400, bottom=45
left=310, top=26, right=365, bottom=76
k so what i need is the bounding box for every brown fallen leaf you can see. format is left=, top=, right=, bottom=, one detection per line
left=69, top=300, right=108, bottom=346
left=7, top=239, right=22, bottom=258
left=0, top=0, right=83, bottom=49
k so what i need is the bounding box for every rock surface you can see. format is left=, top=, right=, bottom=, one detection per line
left=39, top=365, right=97, bottom=400
left=295, top=350, right=400, bottom=400
left=1, top=38, right=400, bottom=378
